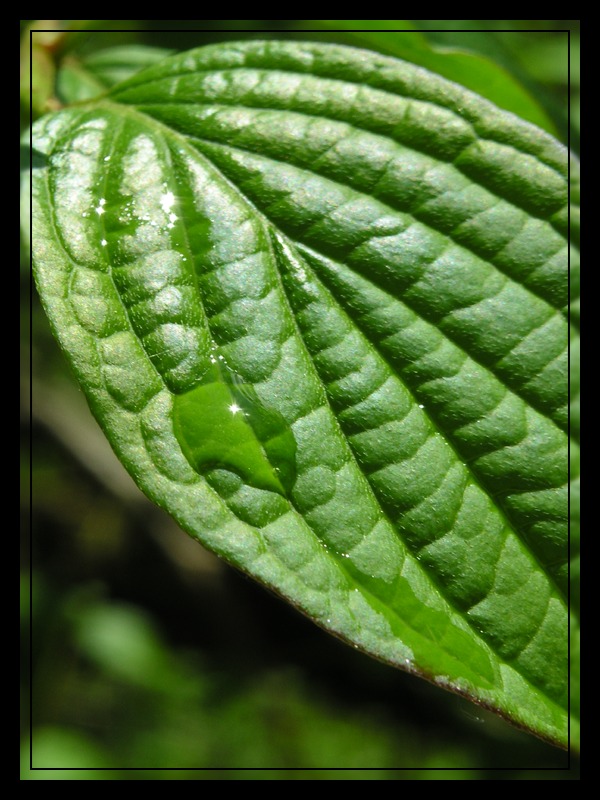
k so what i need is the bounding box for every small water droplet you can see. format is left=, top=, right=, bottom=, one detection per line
left=418, top=404, right=424, bottom=409
left=100, top=239, right=108, bottom=247
left=160, top=190, right=176, bottom=214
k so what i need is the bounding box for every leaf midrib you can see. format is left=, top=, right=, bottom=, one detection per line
left=93, top=101, right=569, bottom=519
left=150, top=121, right=572, bottom=457
left=53, top=102, right=570, bottom=446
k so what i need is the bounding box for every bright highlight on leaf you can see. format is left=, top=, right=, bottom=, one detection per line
left=31, top=40, right=578, bottom=750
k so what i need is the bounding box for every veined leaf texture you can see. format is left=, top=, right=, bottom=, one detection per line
left=31, top=41, right=578, bottom=749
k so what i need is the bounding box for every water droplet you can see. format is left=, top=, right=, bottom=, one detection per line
left=418, top=404, right=424, bottom=409
left=160, top=190, right=176, bottom=213
left=100, top=239, right=108, bottom=247
left=173, top=354, right=297, bottom=497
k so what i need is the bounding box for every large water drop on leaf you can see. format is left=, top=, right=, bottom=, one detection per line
left=173, top=355, right=297, bottom=497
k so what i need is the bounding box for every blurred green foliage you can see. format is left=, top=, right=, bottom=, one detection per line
left=22, top=20, right=579, bottom=779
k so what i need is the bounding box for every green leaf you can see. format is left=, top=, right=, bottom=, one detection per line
left=291, top=21, right=560, bottom=137
left=31, top=40, right=577, bottom=750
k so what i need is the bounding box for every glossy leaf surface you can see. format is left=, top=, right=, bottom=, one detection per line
left=292, top=20, right=559, bottom=136
left=31, top=40, right=577, bottom=749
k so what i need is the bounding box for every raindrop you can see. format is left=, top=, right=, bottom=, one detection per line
left=172, top=354, right=297, bottom=497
